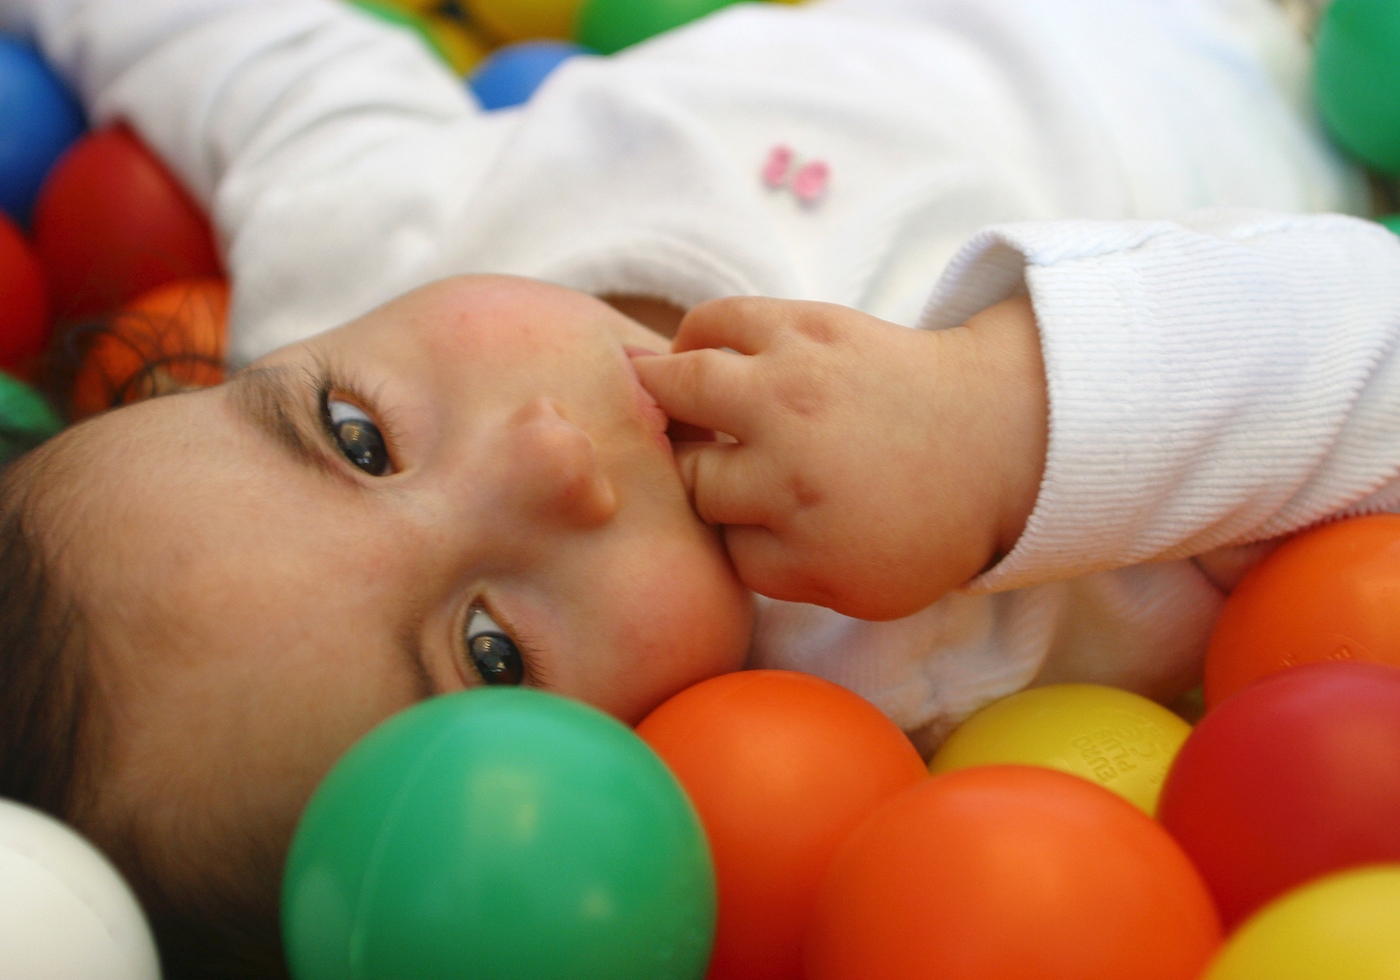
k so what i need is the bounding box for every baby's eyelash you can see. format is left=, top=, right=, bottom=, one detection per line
left=305, top=357, right=403, bottom=467
left=474, top=600, right=553, bottom=689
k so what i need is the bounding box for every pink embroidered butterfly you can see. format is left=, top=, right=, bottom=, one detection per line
left=761, top=144, right=830, bottom=205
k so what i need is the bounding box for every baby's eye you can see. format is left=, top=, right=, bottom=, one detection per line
left=464, top=607, right=524, bottom=686
left=327, top=399, right=391, bottom=476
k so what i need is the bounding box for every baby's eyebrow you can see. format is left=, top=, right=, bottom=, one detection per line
left=229, top=366, right=360, bottom=489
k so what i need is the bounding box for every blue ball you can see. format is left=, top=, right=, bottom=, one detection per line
left=0, top=37, right=85, bottom=228
left=469, top=41, right=590, bottom=112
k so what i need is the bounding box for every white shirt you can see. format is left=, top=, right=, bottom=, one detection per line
left=9, top=0, right=1400, bottom=747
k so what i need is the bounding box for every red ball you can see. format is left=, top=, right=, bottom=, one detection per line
left=1158, top=661, right=1400, bottom=929
left=0, top=210, right=49, bottom=372
left=33, top=125, right=220, bottom=322
left=1205, top=514, right=1400, bottom=708
left=805, top=766, right=1221, bottom=980
left=636, top=671, right=926, bottom=980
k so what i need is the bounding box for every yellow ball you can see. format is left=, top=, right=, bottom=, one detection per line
left=1203, top=865, right=1400, bottom=980
left=929, top=683, right=1192, bottom=815
left=464, top=0, right=582, bottom=42
left=423, top=15, right=491, bottom=75
left=375, top=0, right=443, bottom=12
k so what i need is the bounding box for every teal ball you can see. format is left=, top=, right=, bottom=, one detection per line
left=282, top=688, right=716, bottom=980
left=575, top=0, right=741, bottom=54
left=1315, top=0, right=1400, bottom=175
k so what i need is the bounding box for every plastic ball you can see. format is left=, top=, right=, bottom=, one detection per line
left=805, top=765, right=1222, bottom=980
left=636, top=670, right=925, bottom=980
left=70, top=276, right=228, bottom=420
left=930, top=683, right=1192, bottom=815
left=1202, top=865, right=1400, bottom=980
left=1158, top=661, right=1400, bottom=929
left=1203, top=513, right=1400, bottom=708
left=575, top=0, right=741, bottom=54
left=0, top=799, right=160, bottom=980
left=1382, top=214, right=1400, bottom=235
left=0, top=37, right=85, bottom=227
left=283, top=688, right=715, bottom=980
left=33, top=126, right=221, bottom=323
left=470, top=41, right=590, bottom=110
left=465, top=0, right=583, bottom=44
left=423, top=14, right=492, bottom=76
left=0, top=370, right=62, bottom=463
left=1315, top=0, right=1400, bottom=175
left=0, top=209, right=50, bottom=373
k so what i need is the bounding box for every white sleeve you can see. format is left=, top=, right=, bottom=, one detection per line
left=915, top=209, right=1400, bottom=594
left=3, top=0, right=513, bottom=359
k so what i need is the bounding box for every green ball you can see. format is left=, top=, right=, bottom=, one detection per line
left=1315, top=0, right=1400, bottom=175
left=282, top=689, right=716, bottom=980
left=1382, top=214, right=1400, bottom=235
left=0, top=370, right=62, bottom=464
left=575, top=0, right=740, bottom=54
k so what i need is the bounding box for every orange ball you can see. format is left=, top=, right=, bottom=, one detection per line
left=805, top=766, right=1222, bottom=980
left=1204, top=514, right=1400, bottom=708
left=636, top=670, right=925, bottom=980
left=71, top=276, right=228, bottom=419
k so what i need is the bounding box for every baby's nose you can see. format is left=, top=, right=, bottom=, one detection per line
left=500, top=397, right=618, bottom=529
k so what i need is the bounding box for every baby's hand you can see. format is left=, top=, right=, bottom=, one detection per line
left=633, top=296, right=1047, bottom=621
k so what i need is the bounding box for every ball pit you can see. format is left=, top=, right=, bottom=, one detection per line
left=805, top=765, right=1222, bottom=980
left=471, top=40, right=590, bottom=110
left=1315, top=0, right=1400, bottom=175
left=283, top=688, right=715, bottom=980
left=0, top=209, right=49, bottom=373
left=637, top=670, right=925, bottom=980
left=929, top=682, right=1192, bottom=815
left=1202, top=865, right=1400, bottom=980
left=33, top=125, right=221, bottom=323
left=1204, top=513, right=1400, bottom=708
left=0, top=37, right=85, bottom=227
left=70, top=276, right=228, bottom=419
left=1158, top=661, right=1400, bottom=929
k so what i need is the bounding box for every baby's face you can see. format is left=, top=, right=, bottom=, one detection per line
left=64, top=275, right=752, bottom=864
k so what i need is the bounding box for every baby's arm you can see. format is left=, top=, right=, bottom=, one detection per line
left=643, top=210, right=1400, bottom=617
left=635, top=295, right=1048, bottom=621
left=2, top=0, right=497, bottom=361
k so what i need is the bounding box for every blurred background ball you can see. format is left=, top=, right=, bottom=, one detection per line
left=575, top=0, right=741, bottom=54
left=33, top=125, right=221, bottom=323
left=1202, top=865, right=1400, bottom=980
left=0, top=209, right=50, bottom=373
left=0, top=369, right=62, bottom=464
left=1315, top=0, right=1400, bottom=175
left=1381, top=214, right=1400, bottom=235
left=804, top=765, right=1221, bottom=980
left=470, top=41, right=591, bottom=110
left=0, top=36, right=85, bottom=227
left=1204, top=514, right=1400, bottom=708
left=70, top=276, right=229, bottom=420
left=465, top=0, right=583, bottom=44
left=637, top=670, right=925, bottom=980
left=1158, top=662, right=1400, bottom=929
left=0, top=799, right=160, bottom=980
left=283, top=688, right=716, bottom=980
left=930, top=683, right=1192, bottom=815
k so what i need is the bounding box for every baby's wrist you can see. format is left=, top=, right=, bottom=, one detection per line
left=956, top=295, right=1048, bottom=565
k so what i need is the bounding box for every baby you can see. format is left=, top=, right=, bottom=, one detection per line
left=2, top=0, right=1399, bottom=976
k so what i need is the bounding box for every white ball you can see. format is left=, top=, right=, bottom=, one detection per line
left=0, top=799, right=161, bottom=979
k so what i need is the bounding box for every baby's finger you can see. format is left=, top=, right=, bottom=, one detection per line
left=720, top=525, right=837, bottom=608
left=671, top=296, right=786, bottom=355
left=672, top=442, right=779, bottom=527
left=633, top=349, right=758, bottom=441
